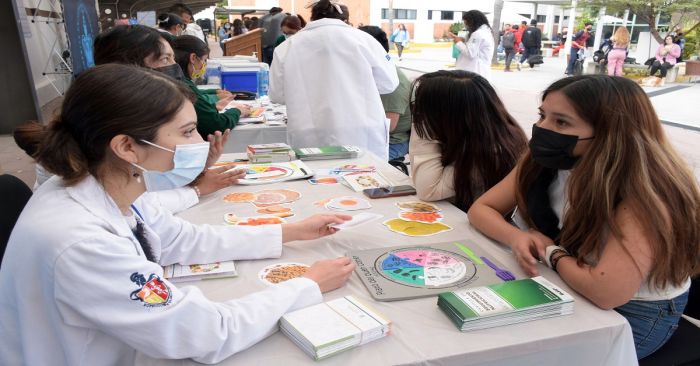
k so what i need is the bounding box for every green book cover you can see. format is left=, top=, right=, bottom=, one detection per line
left=438, top=276, right=573, bottom=322
left=293, top=145, right=360, bottom=157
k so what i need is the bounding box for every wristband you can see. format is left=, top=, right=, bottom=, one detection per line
left=544, top=245, right=569, bottom=269
left=551, top=252, right=571, bottom=273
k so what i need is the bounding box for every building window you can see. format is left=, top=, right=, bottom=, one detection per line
left=441, top=11, right=454, bottom=21
left=381, top=8, right=417, bottom=20
left=428, top=10, right=432, bottom=20
left=537, top=15, right=546, bottom=23
left=554, top=15, right=560, bottom=23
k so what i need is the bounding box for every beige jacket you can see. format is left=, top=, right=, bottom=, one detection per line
left=408, top=126, right=455, bottom=202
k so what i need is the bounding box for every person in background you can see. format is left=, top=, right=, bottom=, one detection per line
left=552, top=27, right=567, bottom=57
left=260, top=7, right=285, bottom=64
left=650, top=35, right=682, bottom=79
left=674, top=32, right=686, bottom=62
left=391, top=24, right=409, bottom=61
left=565, top=22, right=592, bottom=75
left=468, top=75, right=699, bottom=359
left=248, top=16, right=260, bottom=30
left=516, top=19, right=542, bottom=70
left=501, top=24, right=517, bottom=72
left=275, top=14, right=306, bottom=46
left=169, top=3, right=205, bottom=42
left=516, top=20, right=527, bottom=53
left=0, top=64, right=355, bottom=365
left=157, top=13, right=185, bottom=41
left=269, top=0, right=399, bottom=160
left=409, top=70, right=527, bottom=211
left=172, top=35, right=252, bottom=138
left=232, top=18, right=247, bottom=36
left=93, top=25, right=247, bottom=204
left=359, top=25, right=412, bottom=161
left=607, top=27, right=630, bottom=76
left=447, top=10, right=495, bottom=80
left=219, top=21, right=232, bottom=51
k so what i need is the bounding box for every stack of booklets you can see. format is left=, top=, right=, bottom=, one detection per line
left=280, top=295, right=391, bottom=360
left=293, top=146, right=360, bottom=161
left=247, top=143, right=296, bottom=163
left=162, top=261, right=237, bottom=283
left=437, top=276, right=574, bottom=331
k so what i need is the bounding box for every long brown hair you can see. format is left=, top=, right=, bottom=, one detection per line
left=412, top=70, right=527, bottom=211
left=612, top=26, right=630, bottom=46
left=36, top=64, right=195, bottom=186
left=516, top=75, right=700, bottom=287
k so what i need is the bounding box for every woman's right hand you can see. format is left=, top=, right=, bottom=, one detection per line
left=509, top=229, right=554, bottom=276
left=215, top=96, right=235, bottom=111
left=303, top=257, right=356, bottom=293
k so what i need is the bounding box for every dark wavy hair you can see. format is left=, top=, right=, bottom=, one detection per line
left=462, top=10, right=491, bottom=39
left=412, top=70, right=527, bottom=211
left=310, top=0, right=347, bottom=21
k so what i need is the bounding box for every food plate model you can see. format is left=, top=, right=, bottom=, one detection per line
left=349, top=241, right=508, bottom=301
left=258, top=262, right=310, bottom=285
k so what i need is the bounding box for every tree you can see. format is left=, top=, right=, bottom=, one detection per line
left=491, top=0, right=504, bottom=64
left=581, top=0, right=700, bottom=43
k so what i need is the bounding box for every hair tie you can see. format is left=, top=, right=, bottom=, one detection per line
left=305, top=0, right=344, bottom=14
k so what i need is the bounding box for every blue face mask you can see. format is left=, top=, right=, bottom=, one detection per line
left=131, top=140, right=210, bottom=191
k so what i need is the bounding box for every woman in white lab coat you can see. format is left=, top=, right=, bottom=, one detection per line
left=269, top=0, right=399, bottom=160
left=448, top=10, right=495, bottom=80
left=0, top=64, right=354, bottom=365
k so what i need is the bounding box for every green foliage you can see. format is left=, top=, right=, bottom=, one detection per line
left=449, top=22, right=464, bottom=34
left=683, top=28, right=699, bottom=59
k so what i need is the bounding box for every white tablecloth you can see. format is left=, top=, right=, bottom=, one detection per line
left=171, top=153, right=638, bottom=366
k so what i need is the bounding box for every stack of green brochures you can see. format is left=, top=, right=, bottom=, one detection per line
left=280, top=295, right=391, bottom=360
left=293, top=146, right=360, bottom=161
left=438, top=276, right=574, bottom=331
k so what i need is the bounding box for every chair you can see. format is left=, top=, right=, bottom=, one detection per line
left=388, top=157, right=409, bottom=176
left=639, top=277, right=700, bottom=366
left=0, top=174, right=32, bottom=265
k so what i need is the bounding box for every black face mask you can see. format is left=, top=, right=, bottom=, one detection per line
left=529, top=124, right=594, bottom=170
left=154, top=63, right=185, bottom=81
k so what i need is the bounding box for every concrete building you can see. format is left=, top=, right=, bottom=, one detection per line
left=228, top=0, right=569, bottom=43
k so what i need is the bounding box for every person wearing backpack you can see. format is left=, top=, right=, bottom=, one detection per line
left=517, top=19, right=542, bottom=70
left=565, top=22, right=593, bottom=75
left=502, top=26, right=517, bottom=72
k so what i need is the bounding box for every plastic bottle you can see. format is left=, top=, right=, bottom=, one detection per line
left=205, top=60, right=221, bottom=87
left=257, top=63, right=269, bottom=97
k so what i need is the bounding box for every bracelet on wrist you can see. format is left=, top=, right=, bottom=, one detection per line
left=193, top=185, right=201, bottom=197
left=551, top=252, right=571, bottom=273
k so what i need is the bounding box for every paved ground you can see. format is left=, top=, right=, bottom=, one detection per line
left=1, top=43, right=698, bottom=187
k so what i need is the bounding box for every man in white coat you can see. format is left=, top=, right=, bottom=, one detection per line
left=269, top=0, right=399, bottom=161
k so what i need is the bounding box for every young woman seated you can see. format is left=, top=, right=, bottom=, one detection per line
left=468, top=75, right=699, bottom=359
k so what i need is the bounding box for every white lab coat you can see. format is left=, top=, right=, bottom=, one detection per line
left=183, top=22, right=206, bottom=42
left=0, top=175, right=322, bottom=365
left=455, top=25, right=495, bottom=80
left=269, top=18, right=399, bottom=160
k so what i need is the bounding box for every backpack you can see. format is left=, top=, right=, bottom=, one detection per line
left=502, top=32, right=515, bottom=49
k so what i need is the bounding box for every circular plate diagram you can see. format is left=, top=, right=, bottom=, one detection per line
left=375, top=248, right=477, bottom=289
left=245, top=165, right=294, bottom=182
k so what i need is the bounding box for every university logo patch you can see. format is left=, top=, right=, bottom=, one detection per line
left=129, top=272, right=172, bottom=307
left=386, top=54, right=391, bottom=61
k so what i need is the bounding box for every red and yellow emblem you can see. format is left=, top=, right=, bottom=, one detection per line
left=130, top=272, right=172, bottom=307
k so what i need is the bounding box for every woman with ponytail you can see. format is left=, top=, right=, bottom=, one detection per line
left=468, top=75, right=700, bottom=359
left=269, top=0, right=399, bottom=160
left=0, top=64, right=354, bottom=365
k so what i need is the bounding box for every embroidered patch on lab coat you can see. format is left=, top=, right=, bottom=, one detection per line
left=386, top=54, right=391, bottom=61
left=129, top=272, right=172, bottom=307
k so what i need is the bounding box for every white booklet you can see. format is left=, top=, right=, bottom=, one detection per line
left=341, top=171, right=390, bottom=192
left=162, top=261, right=237, bottom=283
left=280, top=295, right=391, bottom=360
